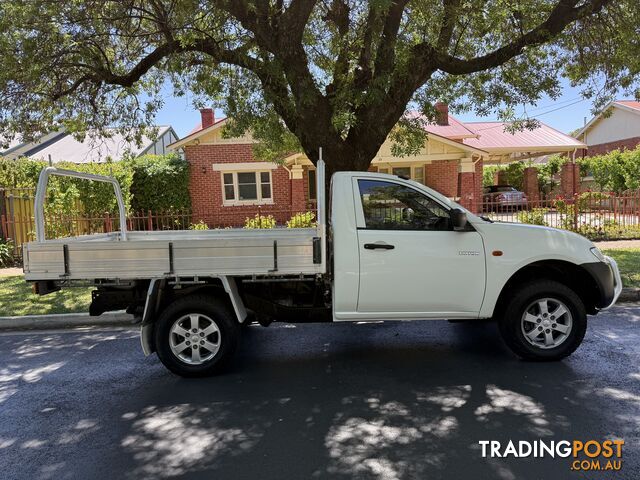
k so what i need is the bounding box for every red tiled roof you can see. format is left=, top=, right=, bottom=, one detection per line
left=463, top=122, right=585, bottom=151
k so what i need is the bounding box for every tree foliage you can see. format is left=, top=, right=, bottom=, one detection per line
left=0, top=0, right=638, bottom=173
left=579, top=147, right=640, bottom=193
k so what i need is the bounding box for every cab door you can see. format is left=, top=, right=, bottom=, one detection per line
left=354, top=178, right=485, bottom=319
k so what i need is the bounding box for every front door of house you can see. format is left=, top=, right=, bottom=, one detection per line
left=354, top=178, right=486, bottom=318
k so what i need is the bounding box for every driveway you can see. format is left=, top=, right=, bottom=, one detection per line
left=0, top=306, right=638, bottom=479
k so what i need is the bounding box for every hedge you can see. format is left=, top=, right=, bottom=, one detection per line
left=0, top=153, right=190, bottom=214
left=130, top=154, right=191, bottom=212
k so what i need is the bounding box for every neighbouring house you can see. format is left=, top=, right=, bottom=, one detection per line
left=169, top=104, right=584, bottom=225
left=575, top=100, right=640, bottom=157
left=1, top=126, right=179, bottom=163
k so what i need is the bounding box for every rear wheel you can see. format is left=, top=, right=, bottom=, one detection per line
left=498, top=280, right=586, bottom=361
left=155, top=294, right=240, bottom=377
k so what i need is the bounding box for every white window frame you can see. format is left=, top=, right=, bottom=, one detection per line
left=221, top=170, right=274, bottom=206
left=377, top=164, right=425, bottom=184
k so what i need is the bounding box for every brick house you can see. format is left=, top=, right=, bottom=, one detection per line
left=169, top=105, right=583, bottom=225
left=574, top=100, right=640, bottom=157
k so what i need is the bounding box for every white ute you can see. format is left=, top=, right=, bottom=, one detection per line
left=23, top=158, right=622, bottom=377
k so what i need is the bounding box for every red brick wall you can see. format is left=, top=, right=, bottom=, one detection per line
left=456, top=159, right=483, bottom=213
left=523, top=167, right=540, bottom=204
left=494, top=170, right=509, bottom=185
left=185, top=143, right=293, bottom=227
left=584, top=136, right=640, bottom=157
left=560, top=162, right=579, bottom=198
left=474, top=158, right=483, bottom=212
left=424, top=160, right=458, bottom=197
left=457, top=172, right=475, bottom=212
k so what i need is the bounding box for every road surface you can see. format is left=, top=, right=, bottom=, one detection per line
left=0, top=306, right=639, bottom=479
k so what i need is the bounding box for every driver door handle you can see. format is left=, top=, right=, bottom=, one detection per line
left=364, top=242, right=395, bottom=250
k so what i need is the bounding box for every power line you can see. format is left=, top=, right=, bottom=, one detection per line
left=522, top=96, right=583, bottom=115
left=532, top=99, right=587, bottom=117
left=472, top=98, right=588, bottom=131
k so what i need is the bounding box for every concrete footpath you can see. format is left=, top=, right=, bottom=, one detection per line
left=0, top=311, right=135, bottom=330
left=594, top=239, right=640, bottom=249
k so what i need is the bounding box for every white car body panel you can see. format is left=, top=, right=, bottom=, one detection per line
left=330, top=171, right=617, bottom=322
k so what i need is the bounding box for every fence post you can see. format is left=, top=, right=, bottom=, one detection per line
left=573, top=193, right=579, bottom=231
left=104, top=212, right=112, bottom=233
left=0, top=213, right=6, bottom=241
left=147, top=210, right=153, bottom=231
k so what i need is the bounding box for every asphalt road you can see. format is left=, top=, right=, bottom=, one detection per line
left=0, top=306, right=639, bottom=480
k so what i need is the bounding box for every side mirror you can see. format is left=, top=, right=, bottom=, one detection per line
left=450, top=208, right=468, bottom=231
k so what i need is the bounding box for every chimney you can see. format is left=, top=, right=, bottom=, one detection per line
left=435, top=102, right=449, bottom=126
left=200, top=108, right=215, bottom=129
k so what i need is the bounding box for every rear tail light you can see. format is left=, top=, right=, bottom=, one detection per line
left=496, top=194, right=506, bottom=201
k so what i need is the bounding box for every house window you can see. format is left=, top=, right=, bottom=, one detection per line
left=392, top=167, right=411, bottom=178
left=308, top=169, right=317, bottom=200
left=414, top=166, right=424, bottom=184
left=221, top=171, right=273, bottom=205
left=378, top=165, right=425, bottom=184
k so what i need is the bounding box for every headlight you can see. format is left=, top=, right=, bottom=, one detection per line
left=590, top=247, right=606, bottom=262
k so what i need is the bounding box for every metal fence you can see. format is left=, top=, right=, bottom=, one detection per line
left=481, top=190, right=640, bottom=238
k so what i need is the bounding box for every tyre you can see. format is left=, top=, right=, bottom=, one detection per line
left=498, top=280, right=586, bottom=361
left=155, top=294, right=240, bottom=377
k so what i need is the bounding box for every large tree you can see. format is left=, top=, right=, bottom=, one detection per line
left=0, top=1, right=638, bottom=174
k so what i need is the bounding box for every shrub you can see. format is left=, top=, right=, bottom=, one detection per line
left=286, top=211, right=316, bottom=228
left=553, top=198, right=577, bottom=231
left=244, top=213, right=276, bottom=229
left=189, top=220, right=209, bottom=230
left=130, top=154, right=190, bottom=212
left=577, top=146, right=640, bottom=193
left=577, top=191, right=611, bottom=210
left=0, top=239, right=14, bottom=267
left=517, top=208, right=549, bottom=226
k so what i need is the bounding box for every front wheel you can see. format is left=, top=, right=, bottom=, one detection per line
left=498, top=280, right=586, bottom=361
left=155, top=294, right=240, bottom=377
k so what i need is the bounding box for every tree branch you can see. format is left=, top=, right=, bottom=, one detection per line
left=372, top=0, right=409, bottom=78
left=437, top=0, right=462, bottom=50
left=431, top=0, right=613, bottom=75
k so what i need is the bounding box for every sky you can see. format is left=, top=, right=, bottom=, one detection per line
left=154, top=77, right=607, bottom=139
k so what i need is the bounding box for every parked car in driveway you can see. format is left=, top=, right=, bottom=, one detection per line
left=483, top=185, right=528, bottom=211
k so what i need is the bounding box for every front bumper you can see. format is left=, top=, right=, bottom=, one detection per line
left=583, top=256, right=623, bottom=310
left=603, top=256, right=623, bottom=310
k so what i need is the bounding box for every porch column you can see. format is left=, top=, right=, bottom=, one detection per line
left=523, top=167, right=540, bottom=205
left=457, top=158, right=478, bottom=213
left=560, top=162, right=579, bottom=198
left=290, top=165, right=307, bottom=213
left=494, top=169, right=508, bottom=185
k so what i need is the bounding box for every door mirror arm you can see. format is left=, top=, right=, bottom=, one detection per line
left=450, top=208, right=468, bottom=231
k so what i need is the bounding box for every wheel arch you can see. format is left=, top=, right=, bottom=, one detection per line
left=492, top=260, right=602, bottom=319
left=140, top=276, right=247, bottom=356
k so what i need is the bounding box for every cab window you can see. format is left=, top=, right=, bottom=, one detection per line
left=358, top=179, right=451, bottom=231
